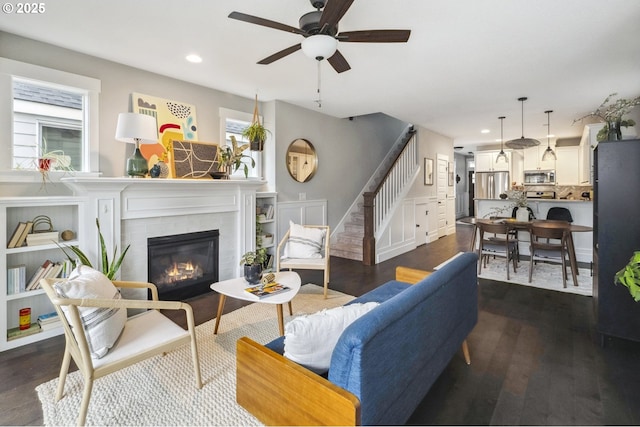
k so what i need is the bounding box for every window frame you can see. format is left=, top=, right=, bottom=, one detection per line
left=0, top=57, right=101, bottom=182
left=219, top=107, right=262, bottom=179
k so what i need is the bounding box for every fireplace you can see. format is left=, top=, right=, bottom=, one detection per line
left=147, top=230, right=219, bottom=300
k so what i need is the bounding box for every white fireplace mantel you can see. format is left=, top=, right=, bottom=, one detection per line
left=60, top=177, right=267, bottom=282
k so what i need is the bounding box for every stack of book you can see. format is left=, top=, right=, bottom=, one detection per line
left=37, top=311, right=62, bottom=331
left=6, top=221, right=33, bottom=248
left=26, top=231, right=59, bottom=246
left=25, top=259, right=73, bottom=291
left=7, top=323, right=41, bottom=341
left=6, top=265, right=26, bottom=295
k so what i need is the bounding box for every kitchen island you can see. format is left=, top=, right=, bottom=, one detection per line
left=474, top=198, right=593, bottom=263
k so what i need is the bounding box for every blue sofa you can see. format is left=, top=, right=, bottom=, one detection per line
left=236, top=252, right=479, bottom=425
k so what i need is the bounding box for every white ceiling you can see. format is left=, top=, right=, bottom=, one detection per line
left=2, top=0, right=640, bottom=153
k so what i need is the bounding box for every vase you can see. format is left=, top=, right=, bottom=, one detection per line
left=607, top=120, right=622, bottom=141
left=516, top=207, right=529, bottom=222
left=244, top=264, right=262, bottom=285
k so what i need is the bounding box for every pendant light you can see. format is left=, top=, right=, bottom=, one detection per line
left=505, top=97, right=540, bottom=149
left=542, top=109, right=557, bottom=161
left=496, top=116, right=508, bottom=163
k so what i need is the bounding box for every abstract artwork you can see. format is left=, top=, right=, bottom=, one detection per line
left=169, top=140, right=219, bottom=179
left=132, top=93, right=199, bottom=172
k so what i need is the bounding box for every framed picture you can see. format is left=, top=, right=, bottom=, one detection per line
left=424, top=158, right=433, bottom=185
left=448, top=161, right=454, bottom=186
left=169, top=140, right=219, bottom=178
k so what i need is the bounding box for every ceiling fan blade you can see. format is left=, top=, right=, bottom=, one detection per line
left=327, top=50, right=351, bottom=73
left=257, top=44, right=302, bottom=65
left=228, top=11, right=306, bottom=36
left=319, top=0, right=355, bottom=29
left=338, top=30, right=411, bottom=43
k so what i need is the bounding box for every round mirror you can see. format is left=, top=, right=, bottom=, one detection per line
left=286, top=138, right=317, bottom=182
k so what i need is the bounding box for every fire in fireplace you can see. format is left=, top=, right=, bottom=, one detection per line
left=147, top=230, right=219, bottom=300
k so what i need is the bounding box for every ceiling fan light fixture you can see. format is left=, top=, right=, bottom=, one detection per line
left=505, top=97, right=540, bottom=149
left=302, top=34, right=337, bottom=60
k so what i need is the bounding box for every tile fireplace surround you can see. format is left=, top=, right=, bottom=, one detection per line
left=61, top=177, right=266, bottom=286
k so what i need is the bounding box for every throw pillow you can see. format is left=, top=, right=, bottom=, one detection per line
left=53, top=265, right=127, bottom=359
left=286, top=221, right=326, bottom=259
left=284, top=302, right=379, bottom=374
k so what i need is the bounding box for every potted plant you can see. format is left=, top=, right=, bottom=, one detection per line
left=574, top=93, right=640, bottom=141
left=56, top=218, right=130, bottom=280
left=239, top=247, right=268, bottom=284
left=242, top=95, right=270, bottom=151
left=615, top=251, right=640, bottom=302
left=215, top=135, right=255, bottom=178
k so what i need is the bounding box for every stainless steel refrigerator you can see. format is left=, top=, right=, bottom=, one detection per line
left=474, top=171, right=510, bottom=199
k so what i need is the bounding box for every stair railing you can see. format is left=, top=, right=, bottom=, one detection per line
left=363, top=129, right=418, bottom=265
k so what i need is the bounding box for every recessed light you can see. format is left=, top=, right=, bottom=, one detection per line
left=481, top=129, right=490, bottom=134
left=186, top=54, right=203, bottom=63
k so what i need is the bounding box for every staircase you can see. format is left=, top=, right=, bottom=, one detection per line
left=331, top=126, right=418, bottom=262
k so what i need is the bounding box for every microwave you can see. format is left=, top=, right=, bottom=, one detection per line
left=524, top=170, right=556, bottom=185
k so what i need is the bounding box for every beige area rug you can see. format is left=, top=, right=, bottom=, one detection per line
left=36, top=284, right=354, bottom=426
left=436, top=252, right=592, bottom=296
left=478, top=256, right=593, bottom=296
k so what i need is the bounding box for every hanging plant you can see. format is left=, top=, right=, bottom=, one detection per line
left=242, top=95, right=270, bottom=151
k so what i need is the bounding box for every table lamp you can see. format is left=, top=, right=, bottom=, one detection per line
left=115, top=112, right=158, bottom=177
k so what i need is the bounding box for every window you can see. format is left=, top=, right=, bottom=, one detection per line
left=13, top=79, right=84, bottom=170
left=0, top=58, right=100, bottom=178
left=220, top=108, right=261, bottom=179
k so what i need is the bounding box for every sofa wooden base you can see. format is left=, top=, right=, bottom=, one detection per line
left=236, top=337, right=360, bottom=426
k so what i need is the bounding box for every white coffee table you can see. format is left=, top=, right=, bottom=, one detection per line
left=210, top=271, right=301, bottom=336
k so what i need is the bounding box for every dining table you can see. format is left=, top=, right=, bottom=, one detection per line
left=468, top=217, right=593, bottom=280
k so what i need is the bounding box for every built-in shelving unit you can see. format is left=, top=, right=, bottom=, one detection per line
left=256, top=192, right=277, bottom=269
left=0, top=196, right=85, bottom=351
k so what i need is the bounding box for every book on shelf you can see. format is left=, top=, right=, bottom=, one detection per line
left=7, top=265, right=26, bottom=295
left=26, top=231, right=59, bottom=246
left=245, top=282, right=291, bottom=299
left=26, top=259, right=54, bottom=291
left=7, top=222, right=27, bottom=248
left=265, top=204, right=274, bottom=220
left=7, top=323, right=41, bottom=341
left=37, top=311, right=59, bottom=323
left=15, top=221, right=33, bottom=247
left=38, top=319, right=62, bottom=331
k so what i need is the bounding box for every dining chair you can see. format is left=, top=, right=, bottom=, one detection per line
left=40, top=266, right=202, bottom=426
left=528, top=223, right=578, bottom=288
left=477, top=220, right=518, bottom=280
left=546, top=207, right=573, bottom=223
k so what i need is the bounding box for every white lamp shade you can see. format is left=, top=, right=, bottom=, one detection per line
left=115, top=112, right=158, bottom=144
left=301, top=35, right=338, bottom=60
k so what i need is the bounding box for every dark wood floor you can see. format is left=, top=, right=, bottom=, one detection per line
left=2, top=224, right=640, bottom=425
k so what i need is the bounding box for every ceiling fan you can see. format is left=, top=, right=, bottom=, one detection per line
left=228, top=0, right=411, bottom=73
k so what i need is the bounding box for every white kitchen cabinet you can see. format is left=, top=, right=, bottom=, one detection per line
left=1, top=197, right=85, bottom=352
left=523, top=145, right=556, bottom=171
left=474, top=151, right=510, bottom=172
left=555, top=146, right=580, bottom=185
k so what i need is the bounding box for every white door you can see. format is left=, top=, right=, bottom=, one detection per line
left=415, top=203, right=428, bottom=246
left=437, top=158, right=448, bottom=238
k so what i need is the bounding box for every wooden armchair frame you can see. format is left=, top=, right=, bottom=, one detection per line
left=40, top=278, right=202, bottom=426
left=276, top=225, right=330, bottom=298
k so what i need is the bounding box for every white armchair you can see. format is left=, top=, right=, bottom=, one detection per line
left=276, top=224, right=330, bottom=298
left=40, top=269, right=202, bottom=426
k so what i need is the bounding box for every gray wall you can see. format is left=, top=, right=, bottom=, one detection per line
left=0, top=31, right=413, bottom=231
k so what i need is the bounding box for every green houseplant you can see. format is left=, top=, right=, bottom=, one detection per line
left=574, top=93, right=640, bottom=141
left=216, top=135, right=255, bottom=178
left=57, top=218, right=130, bottom=280
left=242, top=95, right=270, bottom=151
left=615, top=251, right=640, bottom=302
left=239, top=247, right=268, bottom=284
